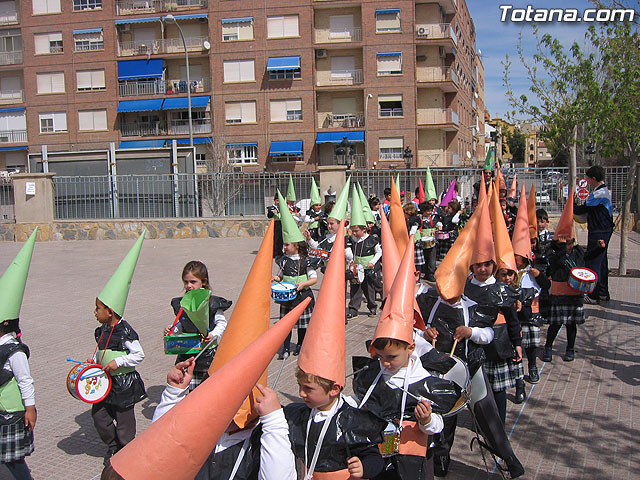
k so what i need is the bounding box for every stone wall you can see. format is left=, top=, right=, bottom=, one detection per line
left=1, top=218, right=270, bottom=242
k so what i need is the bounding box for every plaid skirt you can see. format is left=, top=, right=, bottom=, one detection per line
left=484, top=358, right=525, bottom=391
left=279, top=288, right=315, bottom=328
left=414, top=243, right=425, bottom=266
left=436, top=237, right=455, bottom=261
left=549, top=303, right=585, bottom=326
left=0, top=419, right=34, bottom=463
left=521, top=324, right=541, bottom=349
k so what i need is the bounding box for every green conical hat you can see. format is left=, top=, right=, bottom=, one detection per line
left=329, top=176, right=351, bottom=221
left=483, top=150, right=494, bottom=172
left=350, top=185, right=366, bottom=227
left=357, top=183, right=376, bottom=224
left=180, top=288, right=210, bottom=335
left=98, top=230, right=146, bottom=317
left=277, top=190, right=304, bottom=243
left=425, top=167, right=437, bottom=201
left=310, top=177, right=321, bottom=206
left=0, top=228, right=37, bottom=321
left=395, top=174, right=401, bottom=195
left=286, top=174, right=296, bottom=202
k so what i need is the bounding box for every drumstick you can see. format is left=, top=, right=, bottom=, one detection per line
left=385, top=381, right=422, bottom=402
left=66, top=358, right=82, bottom=363
left=345, top=364, right=371, bottom=378
left=431, top=338, right=436, bottom=348
left=166, top=308, right=184, bottom=336
left=449, top=339, right=458, bottom=357
left=271, top=354, right=288, bottom=390
left=191, top=335, right=218, bottom=364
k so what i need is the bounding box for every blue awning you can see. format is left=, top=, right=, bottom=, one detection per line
left=0, top=107, right=25, bottom=113
left=165, top=13, right=208, bottom=20
left=266, top=56, right=300, bottom=71
left=118, top=140, right=166, bottom=149
left=376, top=9, right=400, bottom=13
left=173, top=137, right=212, bottom=145
left=73, top=28, right=102, bottom=34
left=162, top=96, right=210, bottom=110
left=118, top=59, right=164, bottom=80
left=316, top=131, right=365, bottom=144
left=221, top=17, right=253, bottom=23
left=0, top=146, right=28, bottom=151
left=117, top=99, right=164, bottom=113
left=227, top=142, right=257, bottom=147
left=377, top=52, right=402, bottom=57
left=115, top=17, right=160, bottom=24
left=269, top=141, right=303, bottom=155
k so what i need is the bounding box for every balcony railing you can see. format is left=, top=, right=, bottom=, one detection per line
left=415, top=23, right=457, bottom=46
left=322, top=69, right=363, bottom=86
left=318, top=154, right=366, bottom=169
left=0, top=89, right=23, bottom=104
left=117, top=37, right=208, bottom=56
left=315, top=27, right=362, bottom=43
left=0, top=14, right=18, bottom=25
left=165, top=77, right=210, bottom=94
left=379, top=108, right=403, bottom=118
left=163, top=36, right=209, bottom=53
left=119, top=79, right=166, bottom=97
left=0, top=130, right=27, bottom=143
left=0, top=50, right=22, bottom=65
left=322, top=113, right=364, bottom=128
left=417, top=150, right=459, bottom=167
left=169, top=118, right=211, bottom=135
left=115, top=0, right=207, bottom=15
left=417, top=108, right=459, bottom=126
left=120, top=121, right=163, bottom=137
left=416, top=66, right=459, bottom=85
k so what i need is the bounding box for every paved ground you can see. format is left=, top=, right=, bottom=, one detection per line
left=0, top=230, right=638, bottom=480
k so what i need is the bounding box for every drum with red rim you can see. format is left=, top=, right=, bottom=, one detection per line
left=67, top=362, right=112, bottom=404
left=568, top=267, right=598, bottom=294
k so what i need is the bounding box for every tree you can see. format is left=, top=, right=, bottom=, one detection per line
left=199, top=135, right=242, bottom=216
left=506, top=128, right=526, bottom=163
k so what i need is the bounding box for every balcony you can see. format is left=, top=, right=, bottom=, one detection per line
left=117, top=37, right=208, bottom=57
left=318, top=154, right=365, bottom=168
left=165, top=77, right=210, bottom=95
left=0, top=13, right=18, bottom=25
left=415, top=23, right=457, bottom=46
left=417, top=108, right=459, bottom=130
left=169, top=118, right=211, bottom=135
left=319, top=112, right=364, bottom=128
left=163, top=36, right=208, bottom=54
left=119, top=79, right=165, bottom=97
left=0, top=89, right=23, bottom=104
left=0, top=50, right=21, bottom=66
left=417, top=150, right=459, bottom=167
left=416, top=66, right=459, bottom=91
left=115, top=0, right=207, bottom=15
left=120, top=121, right=163, bottom=137
left=317, top=69, right=363, bottom=87
left=379, top=108, right=403, bottom=118
left=314, top=27, right=362, bottom=44
left=0, top=130, right=27, bottom=143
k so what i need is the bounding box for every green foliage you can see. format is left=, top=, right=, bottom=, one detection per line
left=506, top=128, right=526, bottom=163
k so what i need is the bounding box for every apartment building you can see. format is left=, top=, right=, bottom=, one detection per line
left=0, top=0, right=485, bottom=173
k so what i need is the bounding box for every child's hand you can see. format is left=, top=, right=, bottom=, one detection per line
left=425, top=327, right=439, bottom=341
left=597, top=239, right=606, bottom=248
left=453, top=326, right=472, bottom=341
left=254, top=384, right=281, bottom=417
left=347, top=457, right=364, bottom=478
left=367, top=262, right=374, bottom=269
left=515, top=300, right=522, bottom=312
left=163, top=324, right=174, bottom=336
left=415, top=400, right=432, bottom=425
left=24, top=406, right=37, bottom=430
left=102, top=360, right=118, bottom=373
left=167, top=357, right=195, bottom=389
left=271, top=275, right=281, bottom=282
left=303, top=230, right=311, bottom=240
left=513, top=346, right=523, bottom=362
left=296, top=284, right=303, bottom=292
left=530, top=267, right=540, bottom=277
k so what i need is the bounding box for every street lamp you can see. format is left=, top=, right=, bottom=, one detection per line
left=403, top=146, right=413, bottom=169
left=336, top=136, right=354, bottom=170
left=364, top=93, right=373, bottom=168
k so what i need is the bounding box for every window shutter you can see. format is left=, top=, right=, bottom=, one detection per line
left=78, top=110, right=93, bottom=130
left=53, top=111, right=67, bottom=131
left=94, top=110, right=107, bottom=130
left=377, top=54, right=402, bottom=73
left=34, top=34, right=49, bottom=54
left=379, top=137, right=403, bottom=149
left=376, top=12, right=400, bottom=31
left=32, top=0, right=47, bottom=15
left=51, top=72, right=65, bottom=93
left=92, top=69, right=105, bottom=88
left=238, top=20, right=253, bottom=40
left=222, top=23, right=237, bottom=38
left=267, top=16, right=284, bottom=38
left=241, top=102, right=256, bottom=123
left=49, top=32, right=62, bottom=42
left=223, top=61, right=240, bottom=82
left=47, top=0, right=60, bottom=13
left=270, top=100, right=287, bottom=122
left=378, top=94, right=403, bottom=103
left=283, top=16, right=298, bottom=37
left=36, top=73, right=52, bottom=94
left=329, top=15, right=353, bottom=38
left=332, top=97, right=357, bottom=115
left=286, top=99, right=301, bottom=112
left=225, top=102, right=241, bottom=121
left=238, top=60, right=254, bottom=81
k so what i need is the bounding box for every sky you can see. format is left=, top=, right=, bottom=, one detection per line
left=466, top=0, right=607, bottom=120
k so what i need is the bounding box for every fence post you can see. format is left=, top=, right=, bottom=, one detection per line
left=318, top=166, right=347, bottom=203
left=12, top=173, right=56, bottom=232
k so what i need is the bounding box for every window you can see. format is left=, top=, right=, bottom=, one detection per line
left=227, top=144, right=258, bottom=164
left=225, top=101, right=256, bottom=124
left=78, top=109, right=107, bottom=131
left=32, top=0, right=60, bottom=15
left=74, top=30, right=103, bottom=51
left=267, top=15, right=299, bottom=38
left=375, top=9, right=401, bottom=32
left=268, top=68, right=300, bottom=81
left=329, top=15, right=353, bottom=39
left=222, top=18, right=253, bottom=41
left=377, top=52, right=402, bottom=75
left=34, top=32, right=63, bottom=54
left=270, top=99, right=302, bottom=122
left=36, top=72, right=65, bottom=94
left=73, top=0, right=101, bottom=10
left=39, top=111, right=67, bottom=133
left=378, top=94, right=403, bottom=117
left=379, top=137, right=403, bottom=160
left=223, top=59, right=255, bottom=83
left=76, top=69, right=105, bottom=91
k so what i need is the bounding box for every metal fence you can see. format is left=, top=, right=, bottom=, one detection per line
left=0, top=178, right=14, bottom=221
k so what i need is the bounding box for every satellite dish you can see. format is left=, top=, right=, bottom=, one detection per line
left=203, top=40, right=211, bottom=50
left=478, top=49, right=482, bottom=55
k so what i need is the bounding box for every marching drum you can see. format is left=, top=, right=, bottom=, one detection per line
left=271, top=282, right=298, bottom=302
left=568, top=267, right=598, bottom=294
left=347, top=262, right=365, bottom=284
left=440, top=356, right=471, bottom=417
left=435, top=231, right=450, bottom=241
left=421, top=236, right=436, bottom=249
left=309, top=247, right=330, bottom=260
left=163, top=333, right=204, bottom=355
left=67, top=362, right=112, bottom=404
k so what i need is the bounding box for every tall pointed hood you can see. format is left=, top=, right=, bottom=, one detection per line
left=441, top=179, right=457, bottom=206
left=496, top=163, right=507, bottom=195
left=97, top=230, right=146, bottom=317
left=527, top=185, right=537, bottom=239
left=470, top=193, right=496, bottom=267
left=357, top=183, right=376, bottom=224
left=512, top=185, right=533, bottom=261
left=286, top=174, right=296, bottom=202
left=0, top=228, right=37, bottom=321
left=208, top=221, right=274, bottom=428
left=417, top=179, right=425, bottom=204
left=298, top=220, right=346, bottom=387
left=508, top=174, right=518, bottom=200
left=380, top=210, right=401, bottom=301
left=329, top=176, right=351, bottom=221
left=489, top=180, right=517, bottom=272
left=554, top=194, right=575, bottom=242
left=277, top=190, right=304, bottom=243
left=390, top=176, right=409, bottom=257
left=395, top=173, right=401, bottom=195
left=371, top=237, right=416, bottom=352
left=111, top=297, right=310, bottom=480
left=350, top=185, right=366, bottom=227
left=310, top=177, right=321, bottom=206
left=477, top=172, right=487, bottom=207
left=425, top=167, right=437, bottom=201
left=180, top=288, right=210, bottom=335
left=483, top=150, right=494, bottom=172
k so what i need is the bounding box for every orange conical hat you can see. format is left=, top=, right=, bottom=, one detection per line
left=527, top=185, right=537, bottom=239
left=489, top=180, right=517, bottom=272
left=298, top=220, right=346, bottom=387
left=380, top=209, right=401, bottom=300
left=477, top=173, right=487, bottom=207
left=554, top=194, right=575, bottom=241
left=436, top=196, right=482, bottom=302
left=496, top=162, right=507, bottom=195
left=512, top=185, right=532, bottom=261
left=470, top=192, right=496, bottom=266
left=110, top=297, right=311, bottom=480
left=207, top=220, right=274, bottom=429
left=390, top=176, right=409, bottom=257
left=508, top=174, right=518, bottom=199
left=488, top=180, right=498, bottom=234
left=371, top=237, right=416, bottom=352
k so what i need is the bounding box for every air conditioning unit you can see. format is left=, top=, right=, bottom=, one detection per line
left=198, top=17, right=207, bottom=23
left=417, top=27, right=427, bottom=37
left=316, top=49, right=328, bottom=58
left=416, top=55, right=427, bottom=62
left=120, top=24, right=131, bottom=32
left=439, top=46, right=446, bottom=57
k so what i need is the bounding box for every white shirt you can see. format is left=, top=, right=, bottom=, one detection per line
left=347, top=233, right=382, bottom=266
left=423, top=293, right=495, bottom=345
left=0, top=333, right=35, bottom=407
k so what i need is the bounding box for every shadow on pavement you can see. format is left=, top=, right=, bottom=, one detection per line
left=56, top=409, right=104, bottom=458
left=140, top=385, right=165, bottom=420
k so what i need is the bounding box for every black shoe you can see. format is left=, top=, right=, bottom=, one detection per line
left=434, top=454, right=450, bottom=477
left=368, top=308, right=377, bottom=317
left=541, top=347, right=552, bottom=362
left=599, top=294, right=611, bottom=302
left=563, top=350, right=575, bottom=362
left=346, top=312, right=355, bottom=319
left=293, top=345, right=301, bottom=356
left=528, top=366, right=540, bottom=384
left=103, top=447, right=118, bottom=466
left=277, top=350, right=289, bottom=360
left=514, top=379, right=526, bottom=404
left=506, top=455, right=525, bottom=478
left=426, top=275, right=437, bottom=282
left=584, top=295, right=599, bottom=305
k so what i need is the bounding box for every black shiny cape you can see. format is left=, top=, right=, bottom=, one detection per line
left=195, top=426, right=261, bottom=480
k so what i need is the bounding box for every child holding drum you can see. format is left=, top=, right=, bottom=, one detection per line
left=164, top=260, right=231, bottom=391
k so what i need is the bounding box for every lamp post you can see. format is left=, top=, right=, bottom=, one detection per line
left=336, top=136, right=354, bottom=170
left=364, top=93, right=373, bottom=168
left=403, top=146, right=413, bottom=169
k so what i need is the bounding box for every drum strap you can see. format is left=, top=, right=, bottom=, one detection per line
left=93, top=324, right=117, bottom=364
left=427, top=298, right=471, bottom=358
left=304, top=397, right=341, bottom=480
left=358, top=363, right=410, bottom=429
left=228, top=438, right=250, bottom=480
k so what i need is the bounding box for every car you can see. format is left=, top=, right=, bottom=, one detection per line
left=535, top=190, right=551, bottom=205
